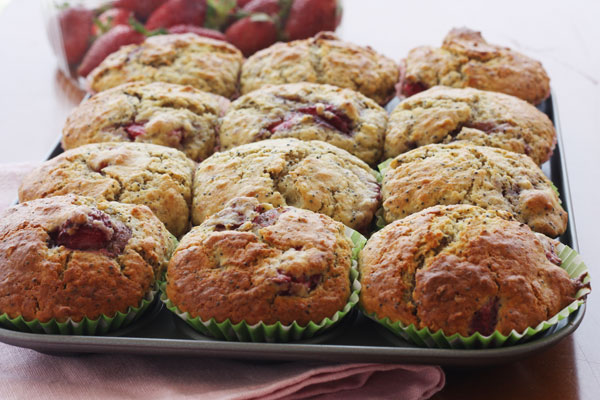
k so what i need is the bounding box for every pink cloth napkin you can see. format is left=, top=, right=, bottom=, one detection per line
left=0, top=162, right=445, bottom=400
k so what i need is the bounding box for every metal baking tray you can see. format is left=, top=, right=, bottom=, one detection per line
left=0, top=93, right=583, bottom=366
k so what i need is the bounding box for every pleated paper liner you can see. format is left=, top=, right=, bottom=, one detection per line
left=374, top=158, right=391, bottom=230
left=363, top=243, right=590, bottom=349
left=160, top=227, right=366, bottom=342
left=0, top=287, right=158, bottom=335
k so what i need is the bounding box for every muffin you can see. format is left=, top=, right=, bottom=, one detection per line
left=166, top=196, right=353, bottom=326
left=0, top=195, right=175, bottom=324
left=381, top=143, right=567, bottom=237
left=192, top=139, right=380, bottom=231
left=220, top=83, right=388, bottom=164
left=360, top=204, right=582, bottom=337
left=19, top=143, right=195, bottom=238
left=241, top=32, right=399, bottom=105
left=62, top=82, right=230, bottom=162
left=87, top=33, right=243, bottom=98
left=384, top=86, right=556, bottom=164
left=399, top=27, right=550, bottom=104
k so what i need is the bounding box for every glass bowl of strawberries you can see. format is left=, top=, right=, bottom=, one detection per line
left=42, top=0, right=343, bottom=83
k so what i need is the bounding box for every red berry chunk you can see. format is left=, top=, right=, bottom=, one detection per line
left=268, top=104, right=352, bottom=135
left=401, top=80, right=428, bottom=97
left=125, top=123, right=146, bottom=140
left=469, top=296, right=499, bottom=336
left=252, top=208, right=282, bottom=227
left=50, top=210, right=132, bottom=257
left=273, top=270, right=323, bottom=296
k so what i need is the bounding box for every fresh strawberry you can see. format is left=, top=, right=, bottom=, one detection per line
left=167, top=24, right=226, bottom=41
left=114, top=0, right=167, bottom=20
left=92, top=8, right=134, bottom=36
left=113, top=0, right=137, bottom=11
left=236, top=0, right=253, bottom=7
left=284, top=0, right=338, bottom=40
left=242, top=0, right=280, bottom=15
left=145, top=0, right=207, bottom=30
left=59, top=7, right=94, bottom=65
left=225, top=15, right=277, bottom=56
left=77, top=25, right=145, bottom=77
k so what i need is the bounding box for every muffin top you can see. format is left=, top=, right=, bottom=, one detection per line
left=385, top=86, right=556, bottom=164
left=192, top=139, right=380, bottom=231
left=381, top=142, right=567, bottom=237
left=167, top=197, right=353, bottom=326
left=62, top=82, right=230, bottom=162
left=19, top=142, right=195, bottom=238
left=0, top=195, right=176, bottom=323
left=241, top=32, right=399, bottom=105
left=400, top=27, right=550, bottom=104
left=220, top=82, right=388, bottom=164
left=360, top=205, right=580, bottom=336
left=87, top=34, right=243, bottom=98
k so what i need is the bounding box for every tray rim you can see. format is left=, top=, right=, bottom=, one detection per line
left=0, top=92, right=586, bottom=366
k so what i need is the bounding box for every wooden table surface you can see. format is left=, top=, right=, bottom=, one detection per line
left=1, top=1, right=599, bottom=399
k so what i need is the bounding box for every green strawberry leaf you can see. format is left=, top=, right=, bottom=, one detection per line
left=205, top=0, right=237, bottom=30
left=93, top=17, right=111, bottom=36
left=129, top=17, right=166, bottom=37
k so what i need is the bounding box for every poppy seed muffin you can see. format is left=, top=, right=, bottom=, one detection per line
left=384, top=86, right=556, bottom=164
left=360, top=204, right=582, bottom=337
left=0, top=195, right=176, bottom=323
left=62, top=82, right=230, bottom=162
left=241, top=32, right=399, bottom=105
left=19, top=143, right=195, bottom=238
left=166, top=196, right=353, bottom=326
left=220, top=83, right=388, bottom=164
left=87, top=34, right=243, bottom=98
left=400, top=27, right=550, bottom=104
left=192, top=139, right=380, bottom=231
left=381, top=143, right=567, bottom=237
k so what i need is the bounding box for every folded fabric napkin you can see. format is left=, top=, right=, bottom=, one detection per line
left=0, top=163, right=445, bottom=400
left=0, top=162, right=36, bottom=210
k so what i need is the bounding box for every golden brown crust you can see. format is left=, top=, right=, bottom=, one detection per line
left=167, top=197, right=353, bottom=325
left=382, top=143, right=567, bottom=237
left=402, top=28, right=550, bottom=104
left=241, top=32, right=399, bottom=105
left=384, top=86, right=556, bottom=164
left=62, top=82, right=230, bottom=162
left=0, top=195, right=176, bottom=323
left=19, top=143, right=195, bottom=238
left=359, top=205, right=578, bottom=336
left=87, top=34, right=243, bottom=98
left=192, top=139, right=381, bottom=231
left=220, top=83, right=388, bottom=164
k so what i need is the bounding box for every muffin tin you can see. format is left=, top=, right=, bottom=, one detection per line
left=0, top=93, right=584, bottom=366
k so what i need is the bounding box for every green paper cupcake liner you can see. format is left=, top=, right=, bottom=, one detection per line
left=377, top=158, right=392, bottom=181
left=0, top=287, right=158, bottom=335
left=161, top=227, right=366, bottom=342
left=550, top=182, right=562, bottom=204
left=363, top=243, right=591, bottom=349
left=374, top=159, right=393, bottom=230
left=374, top=208, right=386, bottom=230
